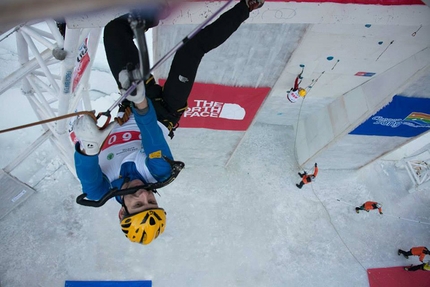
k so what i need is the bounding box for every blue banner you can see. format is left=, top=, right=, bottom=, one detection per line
left=350, top=95, right=430, bottom=137
left=65, top=281, right=151, bottom=287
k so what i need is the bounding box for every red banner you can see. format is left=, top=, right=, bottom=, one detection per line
left=368, top=266, right=430, bottom=287
left=159, top=81, right=270, bottom=131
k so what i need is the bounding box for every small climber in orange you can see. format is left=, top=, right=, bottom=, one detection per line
left=398, top=246, right=429, bottom=263
left=355, top=201, right=383, bottom=214
left=296, top=163, right=318, bottom=189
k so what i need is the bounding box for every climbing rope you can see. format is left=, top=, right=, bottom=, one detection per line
left=0, top=110, right=97, bottom=134
left=293, top=93, right=307, bottom=170
left=292, top=70, right=325, bottom=170
left=309, top=183, right=369, bottom=273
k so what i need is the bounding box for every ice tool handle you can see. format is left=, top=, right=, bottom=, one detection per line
left=96, top=14, right=150, bottom=129
left=129, top=12, right=151, bottom=81
left=76, top=156, right=185, bottom=207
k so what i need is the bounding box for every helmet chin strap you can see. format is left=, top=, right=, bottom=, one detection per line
left=120, top=177, right=131, bottom=215
left=121, top=191, right=131, bottom=216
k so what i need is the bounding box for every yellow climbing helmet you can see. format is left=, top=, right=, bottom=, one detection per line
left=298, top=88, right=307, bottom=97
left=120, top=208, right=166, bottom=245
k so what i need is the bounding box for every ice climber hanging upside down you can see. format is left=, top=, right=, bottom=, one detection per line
left=72, top=0, right=266, bottom=245
left=286, top=68, right=307, bottom=103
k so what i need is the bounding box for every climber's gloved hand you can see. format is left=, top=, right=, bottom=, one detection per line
left=73, top=114, right=114, bottom=156
left=118, top=63, right=146, bottom=105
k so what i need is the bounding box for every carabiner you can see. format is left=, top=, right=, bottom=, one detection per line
left=96, top=111, right=112, bottom=130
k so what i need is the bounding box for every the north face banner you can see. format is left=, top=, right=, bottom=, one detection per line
left=160, top=81, right=270, bottom=131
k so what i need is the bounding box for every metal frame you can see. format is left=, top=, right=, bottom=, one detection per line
left=0, top=19, right=102, bottom=177
left=402, top=150, right=430, bottom=196
left=404, top=150, right=430, bottom=189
